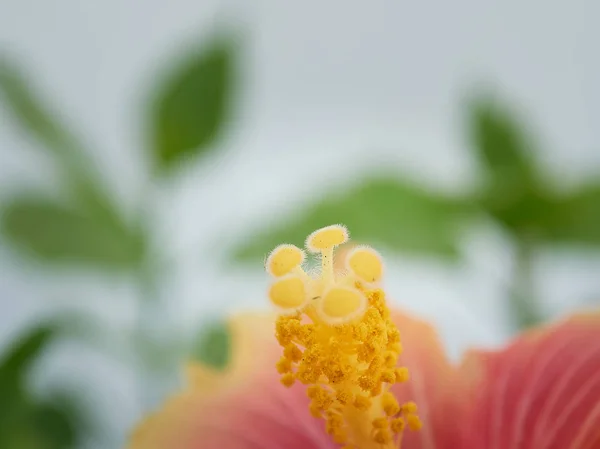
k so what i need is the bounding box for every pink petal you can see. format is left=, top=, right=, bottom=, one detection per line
left=451, top=312, right=600, bottom=449
left=390, top=311, right=468, bottom=449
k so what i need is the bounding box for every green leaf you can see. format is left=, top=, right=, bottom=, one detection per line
left=0, top=396, right=82, bottom=449
left=150, top=37, right=236, bottom=173
left=469, top=96, right=539, bottom=185
left=467, top=96, right=551, bottom=236
left=0, top=325, right=57, bottom=427
left=233, top=176, right=472, bottom=263
left=0, top=60, right=75, bottom=159
left=30, top=406, right=75, bottom=449
left=1, top=195, right=143, bottom=269
left=0, top=325, right=55, bottom=390
left=192, top=321, right=231, bottom=370
left=30, top=395, right=83, bottom=449
left=538, top=182, right=600, bottom=246
left=0, top=326, right=85, bottom=449
left=0, top=59, right=132, bottom=231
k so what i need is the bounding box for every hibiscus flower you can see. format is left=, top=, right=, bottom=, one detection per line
left=127, top=225, right=600, bottom=449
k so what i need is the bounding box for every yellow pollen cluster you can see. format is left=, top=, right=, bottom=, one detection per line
left=266, top=225, right=422, bottom=449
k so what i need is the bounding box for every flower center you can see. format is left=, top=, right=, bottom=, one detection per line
left=266, top=225, right=422, bottom=449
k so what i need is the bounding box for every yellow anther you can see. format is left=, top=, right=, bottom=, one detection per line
left=353, top=394, right=372, bottom=410
left=368, top=355, right=384, bottom=371
left=346, top=246, right=383, bottom=284
left=380, top=369, right=396, bottom=383
left=305, top=224, right=349, bottom=252
left=353, top=322, right=368, bottom=340
left=296, top=324, right=316, bottom=346
left=318, top=287, right=367, bottom=324
left=274, top=315, right=304, bottom=346
left=382, top=392, right=400, bottom=416
left=395, top=367, right=410, bottom=383
left=358, top=375, right=376, bottom=391
left=275, top=357, right=292, bottom=373
left=374, top=428, right=392, bottom=444
left=268, top=275, right=307, bottom=310
left=370, top=384, right=382, bottom=397
left=391, top=417, right=405, bottom=433
left=401, top=401, right=418, bottom=414
left=407, top=414, right=422, bottom=431
left=297, top=365, right=320, bottom=384
left=317, top=393, right=333, bottom=410
left=307, top=386, right=333, bottom=409
left=309, top=402, right=322, bottom=418
left=266, top=244, right=306, bottom=277
left=326, top=414, right=344, bottom=434
left=335, top=389, right=354, bottom=405
left=388, top=342, right=403, bottom=354
left=280, top=373, right=295, bottom=387
left=384, top=351, right=397, bottom=368
left=372, top=417, right=389, bottom=429
left=388, top=328, right=401, bottom=344
left=283, top=344, right=302, bottom=362
left=332, top=429, right=348, bottom=445
left=307, top=385, right=321, bottom=399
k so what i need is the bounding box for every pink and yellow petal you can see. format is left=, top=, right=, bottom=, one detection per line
left=128, top=313, right=335, bottom=449
left=129, top=315, right=328, bottom=449
left=129, top=383, right=333, bottom=449
left=451, top=311, right=600, bottom=449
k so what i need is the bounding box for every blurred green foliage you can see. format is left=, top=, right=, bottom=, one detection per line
left=541, top=182, right=600, bottom=245
left=150, top=36, right=236, bottom=174
left=235, top=98, right=600, bottom=263
left=0, top=325, right=82, bottom=449
left=1, top=27, right=599, bottom=449
left=469, top=97, right=600, bottom=246
left=0, top=63, right=79, bottom=160
left=0, top=60, right=145, bottom=275
left=0, top=62, right=126, bottom=226
left=234, top=176, right=472, bottom=261
left=233, top=95, right=600, bottom=329
left=2, top=195, right=143, bottom=269
left=0, top=33, right=237, bottom=448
